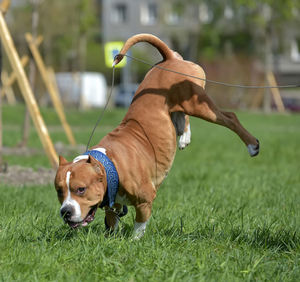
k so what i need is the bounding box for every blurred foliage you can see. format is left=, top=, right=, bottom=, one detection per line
left=6, top=0, right=100, bottom=71
left=4, top=0, right=300, bottom=78
left=195, top=0, right=300, bottom=60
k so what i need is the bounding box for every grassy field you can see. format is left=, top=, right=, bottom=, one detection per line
left=0, top=105, right=300, bottom=281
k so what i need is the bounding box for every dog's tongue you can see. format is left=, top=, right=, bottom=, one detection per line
left=67, top=206, right=97, bottom=229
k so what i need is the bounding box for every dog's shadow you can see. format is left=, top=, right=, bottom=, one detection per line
left=89, top=221, right=133, bottom=239
left=131, top=80, right=207, bottom=110
left=29, top=220, right=134, bottom=243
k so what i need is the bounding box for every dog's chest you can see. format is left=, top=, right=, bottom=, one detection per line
left=115, top=192, right=131, bottom=206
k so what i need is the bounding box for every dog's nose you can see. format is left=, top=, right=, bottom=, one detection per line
left=60, top=205, right=73, bottom=221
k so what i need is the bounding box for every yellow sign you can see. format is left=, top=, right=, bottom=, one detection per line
left=104, top=41, right=126, bottom=68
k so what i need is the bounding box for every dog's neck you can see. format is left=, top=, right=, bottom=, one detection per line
left=73, top=147, right=107, bottom=163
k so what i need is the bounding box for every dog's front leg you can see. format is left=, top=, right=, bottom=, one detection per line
left=133, top=202, right=152, bottom=240
left=104, top=207, right=120, bottom=232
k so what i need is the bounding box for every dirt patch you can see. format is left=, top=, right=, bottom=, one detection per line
left=2, top=146, right=42, bottom=156
left=2, top=142, right=86, bottom=157
left=0, top=143, right=87, bottom=187
left=0, top=165, right=55, bottom=187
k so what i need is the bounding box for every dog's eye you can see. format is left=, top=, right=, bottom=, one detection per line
left=76, top=187, right=86, bottom=195
left=57, top=189, right=63, bottom=197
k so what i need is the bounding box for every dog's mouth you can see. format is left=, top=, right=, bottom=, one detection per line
left=66, top=205, right=98, bottom=229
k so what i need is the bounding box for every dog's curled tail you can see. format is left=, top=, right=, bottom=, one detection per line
left=112, top=33, right=174, bottom=67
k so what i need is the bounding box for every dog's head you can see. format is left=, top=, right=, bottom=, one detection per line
left=54, top=155, right=107, bottom=228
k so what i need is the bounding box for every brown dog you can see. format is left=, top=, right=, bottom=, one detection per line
left=55, top=34, right=259, bottom=239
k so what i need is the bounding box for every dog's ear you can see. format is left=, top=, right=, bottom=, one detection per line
left=87, top=155, right=105, bottom=178
left=59, top=155, right=68, bottom=166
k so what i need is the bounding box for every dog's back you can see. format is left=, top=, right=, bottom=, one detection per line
left=100, top=34, right=195, bottom=188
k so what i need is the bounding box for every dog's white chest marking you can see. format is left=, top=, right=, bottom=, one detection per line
left=61, top=171, right=82, bottom=222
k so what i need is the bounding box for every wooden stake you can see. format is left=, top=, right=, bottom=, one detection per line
left=266, top=71, right=285, bottom=113
left=0, top=37, right=42, bottom=97
left=1, top=70, right=16, bottom=104
left=3, top=55, right=29, bottom=90
left=48, top=66, right=76, bottom=145
left=0, top=11, right=58, bottom=168
left=250, top=80, right=265, bottom=110
left=25, top=33, right=76, bottom=145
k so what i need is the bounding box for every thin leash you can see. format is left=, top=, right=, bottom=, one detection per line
left=122, top=53, right=300, bottom=89
left=85, top=66, right=116, bottom=151
left=86, top=53, right=300, bottom=150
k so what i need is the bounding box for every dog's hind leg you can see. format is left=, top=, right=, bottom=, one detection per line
left=178, top=115, right=191, bottom=150
left=171, top=112, right=191, bottom=150
left=219, top=111, right=259, bottom=156
left=172, top=83, right=259, bottom=156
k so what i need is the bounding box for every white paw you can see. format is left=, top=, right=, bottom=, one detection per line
left=247, top=139, right=260, bottom=157
left=133, top=221, right=148, bottom=240
left=178, top=124, right=191, bottom=150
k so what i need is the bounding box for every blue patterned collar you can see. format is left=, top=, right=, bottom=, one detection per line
left=81, top=149, right=119, bottom=208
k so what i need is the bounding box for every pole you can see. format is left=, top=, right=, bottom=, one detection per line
left=1, top=70, right=16, bottom=104
left=48, top=66, right=76, bottom=145
left=0, top=39, right=42, bottom=97
left=0, top=55, right=29, bottom=97
left=267, top=71, right=285, bottom=113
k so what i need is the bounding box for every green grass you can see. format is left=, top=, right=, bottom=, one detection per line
left=1, top=105, right=300, bottom=281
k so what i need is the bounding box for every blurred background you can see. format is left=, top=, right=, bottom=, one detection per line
left=3, top=0, right=300, bottom=111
